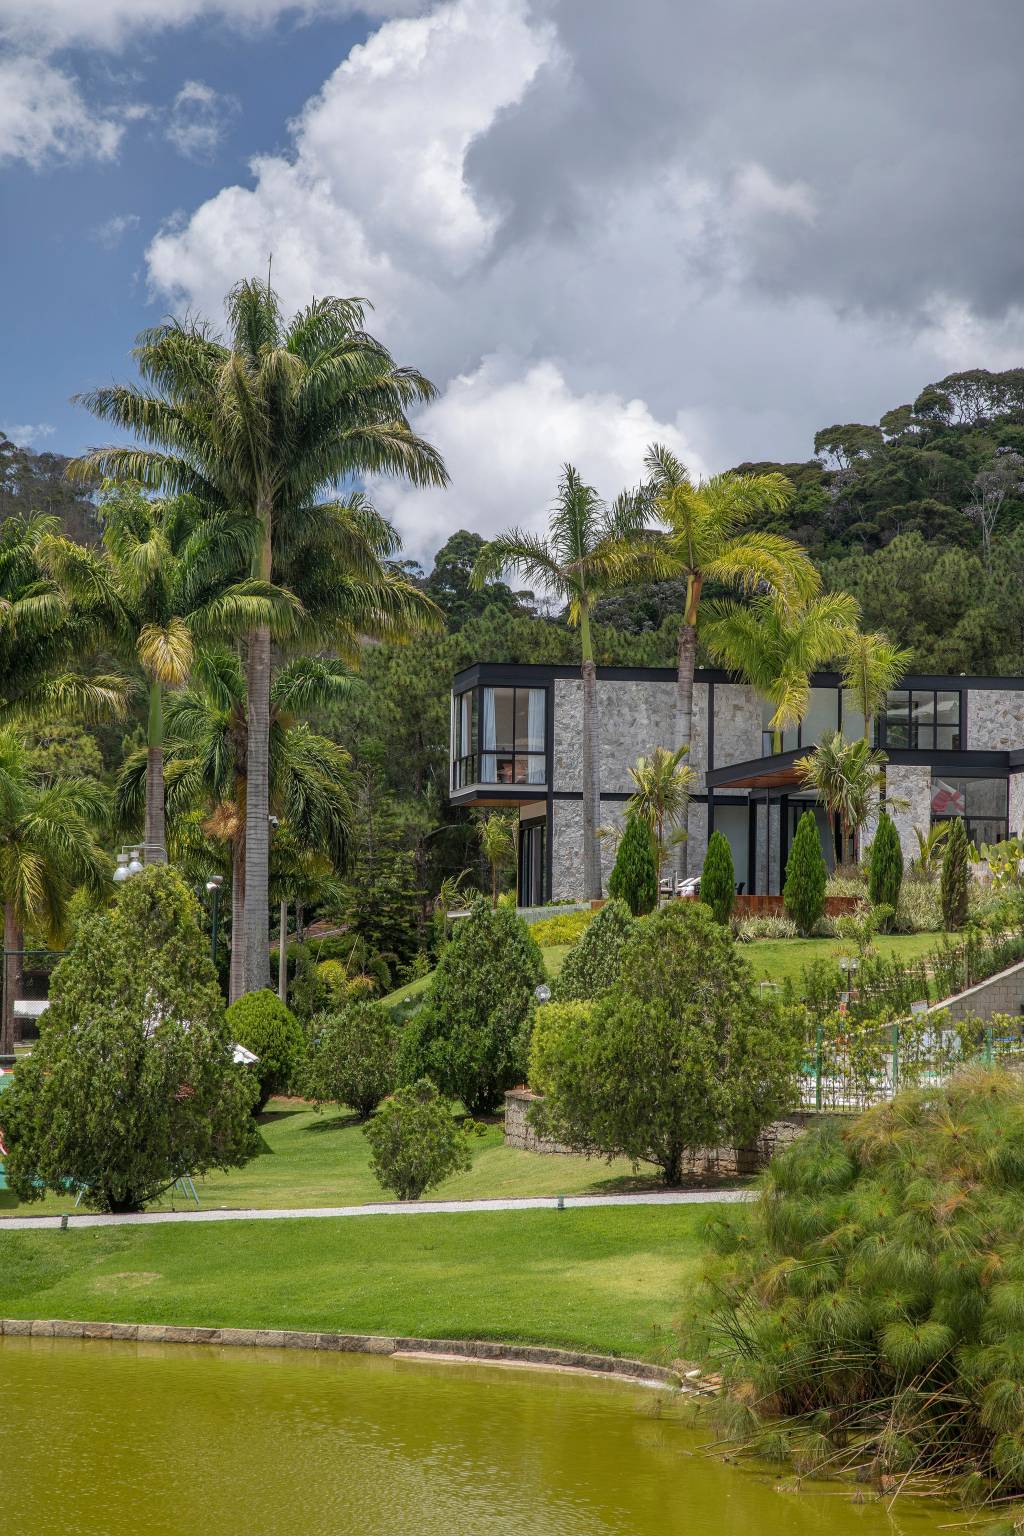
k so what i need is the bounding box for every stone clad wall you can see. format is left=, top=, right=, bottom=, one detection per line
left=505, top=1088, right=814, bottom=1175
left=1010, top=773, right=1024, bottom=839
left=885, top=765, right=932, bottom=865
left=930, top=957, right=1024, bottom=1023
left=551, top=677, right=678, bottom=794
left=966, top=689, right=1024, bottom=750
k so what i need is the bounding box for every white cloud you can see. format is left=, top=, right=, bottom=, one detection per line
left=166, top=79, right=238, bottom=160
left=0, top=56, right=122, bottom=167
left=367, top=357, right=705, bottom=562
left=92, top=212, right=141, bottom=249
left=732, top=162, right=816, bottom=224
left=2, top=423, right=56, bottom=447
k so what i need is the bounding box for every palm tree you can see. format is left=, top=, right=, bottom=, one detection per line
left=117, top=646, right=357, bottom=1001
left=643, top=445, right=820, bottom=758
left=476, top=812, right=518, bottom=905
left=795, top=730, right=887, bottom=867
left=913, top=821, right=951, bottom=878
left=626, top=746, right=694, bottom=872
left=40, top=483, right=291, bottom=867
left=474, top=465, right=664, bottom=899
left=70, top=280, right=445, bottom=995
left=842, top=630, right=913, bottom=744
left=0, top=729, right=110, bottom=1053
left=701, top=591, right=859, bottom=750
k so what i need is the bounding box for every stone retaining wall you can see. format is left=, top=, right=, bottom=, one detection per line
left=0, top=1318, right=683, bottom=1388
left=504, top=1088, right=814, bottom=1175
left=930, top=957, right=1024, bottom=1023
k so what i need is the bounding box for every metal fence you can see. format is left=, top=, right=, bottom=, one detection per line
left=798, top=1012, right=1024, bottom=1113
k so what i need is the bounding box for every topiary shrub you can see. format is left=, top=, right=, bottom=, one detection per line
left=941, top=815, right=970, bottom=931
left=783, top=809, right=828, bottom=936
left=552, top=899, right=636, bottom=1002
left=608, top=812, right=658, bottom=916
left=868, top=810, right=903, bottom=927
left=529, top=902, right=801, bottom=1184
left=0, top=866, right=257, bottom=1212
left=363, top=1078, right=474, bottom=1200
left=399, top=898, right=544, bottom=1115
left=700, top=830, right=736, bottom=924
left=301, top=1001, right=398, bottom=1119
left=225, top=989, right=305, bottom=1111
left=694, top=1070, right=1024, bottom=1514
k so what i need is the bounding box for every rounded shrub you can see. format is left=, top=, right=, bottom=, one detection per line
left=868, top=809, right=903, bottom=926
left=552, top=898, right=636, bottom=1002
left=0, top=866, right=257, bottom=1212
left=301, top=1001, right=398, bottom=1119
left=225, top=989, right=305, bottom=1110
left=608, top=812, right=658, bottom=915
left=700, top=830, right=736, bottom=924
left=363, top=1078, right=473, bottom=1200
left=400, top=898, right=544, bottom=1115
left=783, top=809, right=828, bottom=936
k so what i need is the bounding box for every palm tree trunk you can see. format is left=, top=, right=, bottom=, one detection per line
left=674, top=574, right=701, bottom=881
left=278, top=899, right=288, bottom=1005
left=242, top=511, right=273, bottom=994
left=1, top=903, right=19, bottom=1056
left=580, top=605, right=603, bottom=901
left=229, top=833, right=245, bottom=1005
left=143, top=680, right=167, bottom=865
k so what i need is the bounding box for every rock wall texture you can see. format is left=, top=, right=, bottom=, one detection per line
left=551, top=677, right=678, bottom=794
left=886, top=765, right=933, bottom=864
left=966, top=689, right=1024, bottom=751
left=504, top=1088, right=815, bottom=1175
left=1010, top=773, right=1024, bottom=838
left=931, top=957, right=1024, bottom=1023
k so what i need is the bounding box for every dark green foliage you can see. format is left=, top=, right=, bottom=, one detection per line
left=868, top=810, right=903, bottom=923
left=783, top=809, right=827, bottom=936
left=0, top=867, right=257, bottom=1212
left=941, top=816, right=971, bottom=931
left=363, top=1078, right=473, bottom=1200
left=552, top=899, right=636, bottom=1002
left=301, top=1002, right=398, bottom=1119
left=529, top=903, right=801, bottom=1184
left=225, top=990, right=305, bottom=1110
left=695, top=1071, right=1024, bottom=1510
left=608, top=813, right=658, bottom=916
left=700, top=830, right=736, bottom=924
left=400, top=898, right=544, bottom=1115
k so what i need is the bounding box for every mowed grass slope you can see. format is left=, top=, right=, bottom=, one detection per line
left=0, top=1204, right=708, bottom=1361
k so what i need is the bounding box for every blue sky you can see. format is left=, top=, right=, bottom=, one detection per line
left=1, top=11, right=368, bottom=455
left=2, top=2, right=1021, bottom=565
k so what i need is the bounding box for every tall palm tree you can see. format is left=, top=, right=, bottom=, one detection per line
left=40, top=483, right=291, bottom=867
left=795, top=730, right=887, bottom=866
left=476, top=811, right=518, bottom=905
left=473, top=465, right=665, bottom=900
left=626, top=746, right=694, bottom=872
left=0, top=729, right=110, bottom=1053
left=701, top=591, right=859, bottom=750
left=70, top=281, right=445, bottom=994
left=643, top=445, right=819, bottom=758
left=117, top=646, right=357, bottom=1001
left=842, top=630, right=913, bottom=745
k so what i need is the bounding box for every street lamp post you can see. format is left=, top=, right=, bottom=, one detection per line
left=113, top=845, right=144, bottom=884
left=205, top=876, right=223, bottom=968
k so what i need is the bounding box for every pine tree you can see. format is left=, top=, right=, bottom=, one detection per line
left=940, top=816, right=970, bottom=931
left=608, top=812, right=658, bottom=916
left=783, top=809, right=827, bottom=936
left=700, top=830, right=736, bottom=924
left=867, top=809, right=903, bottom=927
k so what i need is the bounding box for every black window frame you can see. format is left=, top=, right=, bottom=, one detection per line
left=930, top=773, right=1008, bottom=850
left=878, top=689, right=962, bottom=751
left=450, top=683, right=547, bottom=790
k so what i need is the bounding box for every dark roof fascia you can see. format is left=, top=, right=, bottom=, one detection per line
left=707, top=746, right=1012, bottom=790
left=452, top=661, right=1024, bottom=693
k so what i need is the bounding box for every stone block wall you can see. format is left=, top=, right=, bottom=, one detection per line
left=931, top=958, right=1024, bottom=1023
left=886, top=764, right=932, bottom=865
left=1011, top=773, right=1024, bottom=839
left=966, top=689, right=1024, bottom=750
left=551, top=677, right=678, bottom=794
left=505, top=1088, right=815, bottom=1175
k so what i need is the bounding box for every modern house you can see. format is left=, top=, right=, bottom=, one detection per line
left=449, top=662, right=1024, bottom=905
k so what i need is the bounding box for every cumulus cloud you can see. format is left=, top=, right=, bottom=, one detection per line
left=0, top=56, right=122, bottom=167
left=139, top=0, right=1024, bottom=557
left=367, top=356, right=704, bottom=561
left=166, top=80, right=238, bottom=160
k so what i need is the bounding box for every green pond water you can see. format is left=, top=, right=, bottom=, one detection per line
left=0, top=1338, right=950, bottom=1536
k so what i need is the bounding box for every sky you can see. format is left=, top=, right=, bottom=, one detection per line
left=2, top=0, right=1023, bottom=566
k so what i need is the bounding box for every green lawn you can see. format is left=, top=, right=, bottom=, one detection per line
left=0, top=1204, right=707, bottom=1360
left=739, top=931, right=937, bottom=990
left=0, top=1099, right=689, bottom=1220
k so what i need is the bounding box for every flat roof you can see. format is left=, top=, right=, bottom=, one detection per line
left=453, top=661, right=1024, bottom=692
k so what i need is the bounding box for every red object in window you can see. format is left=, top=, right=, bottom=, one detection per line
left=931, top=781, right=965, bottom=816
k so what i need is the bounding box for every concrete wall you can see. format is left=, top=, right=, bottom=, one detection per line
left=966, top=689, right=1024, bottom=751
left=931, top=958, right=1024, bottom=1024
left=886, top=764, right=932, bottom=865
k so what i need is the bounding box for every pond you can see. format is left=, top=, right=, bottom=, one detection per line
left=0, top=1338, right=948, bottom=1536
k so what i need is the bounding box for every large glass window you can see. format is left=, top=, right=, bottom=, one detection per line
left=880, top=690, right=961, bottom=750
left=762, top=687, right=839, bottom=755
left=931, top=775, right=1007, bottom=848
left=451, top=684, right=546, bottom=788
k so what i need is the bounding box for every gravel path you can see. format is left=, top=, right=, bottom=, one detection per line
left=0, top=1188, right=751, bottom=1233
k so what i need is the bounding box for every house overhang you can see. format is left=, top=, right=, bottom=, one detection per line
left=706, top=747, right=1013, bottom=794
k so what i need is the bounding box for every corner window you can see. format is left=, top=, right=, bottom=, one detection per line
left=450, top=684, right=547, bottom=789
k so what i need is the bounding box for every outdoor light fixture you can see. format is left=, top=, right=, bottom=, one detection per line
left=534, top=983, right=552, bottom=1004
left=127, top=849, right=143, bottom=877
left=113, top=846, right=144, bottom=883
